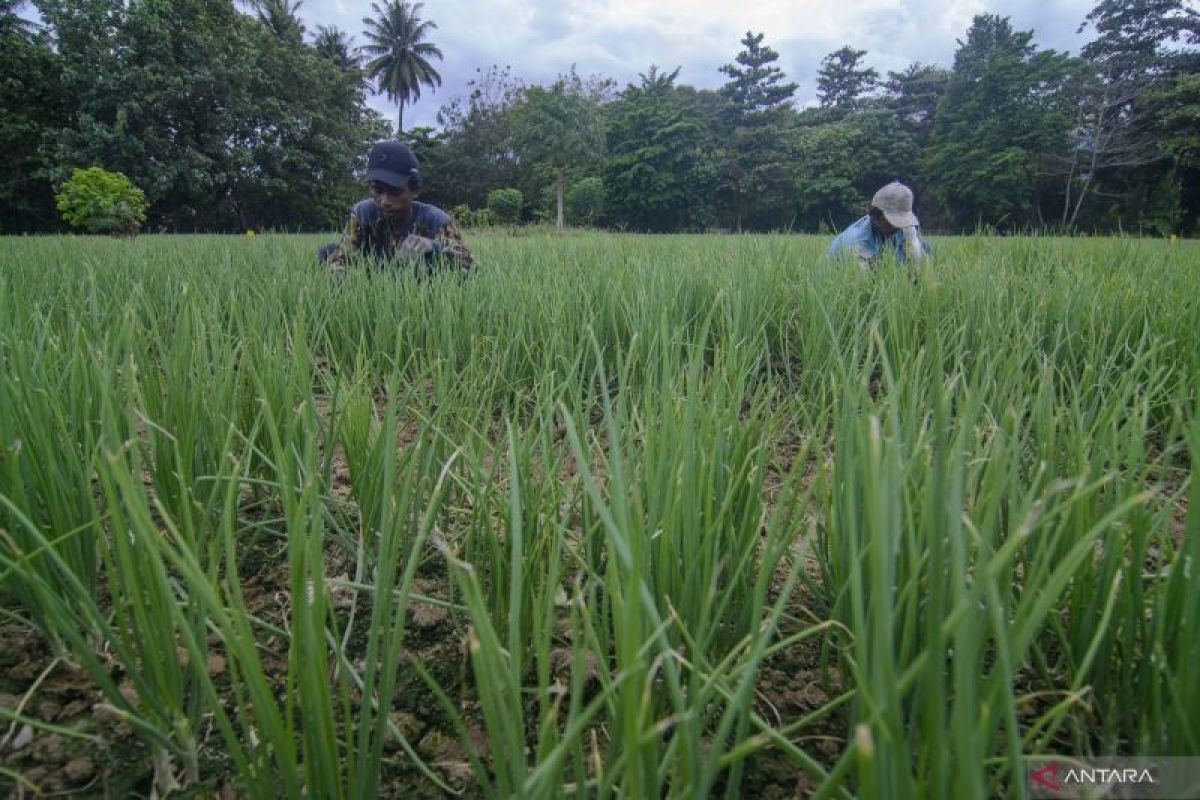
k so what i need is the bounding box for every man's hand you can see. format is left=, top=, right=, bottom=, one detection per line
left=902, top=226, right=925, bottom=263
left=399, top=234, right=435, bottom=258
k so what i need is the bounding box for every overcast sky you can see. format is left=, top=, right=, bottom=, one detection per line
left=27, top=0, right=1102, bottom=130
left=300, top=0, right=1099, bottom=131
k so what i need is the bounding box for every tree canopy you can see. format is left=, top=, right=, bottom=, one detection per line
left=2, top=0, right=1197, bottom=234
left=817, top=46, right=879, bottom=110
left=512, top=80, right=605, bottom=229
left=924, top=14, right=1080, bottom=229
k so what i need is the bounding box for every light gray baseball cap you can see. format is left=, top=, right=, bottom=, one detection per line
left=871, top=182, right=919, bottom=228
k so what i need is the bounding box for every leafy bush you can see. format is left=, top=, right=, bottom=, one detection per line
left=452, top=204, right=494, bottom=229
left=486, top=188, right=523, bottom=225
left=566, top=177, right=605, bottom=226
left=55, top=167, right=148, bottom=236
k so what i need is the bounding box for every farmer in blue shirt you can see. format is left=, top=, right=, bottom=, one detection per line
left=318, top=141, right=474, bottom=273
left=827, top=181, right=929, bottom=267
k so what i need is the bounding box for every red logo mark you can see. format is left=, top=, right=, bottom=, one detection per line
left=1031, top=763, right=1061, bottom=792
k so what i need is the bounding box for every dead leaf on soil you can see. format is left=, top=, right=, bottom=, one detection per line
left=410, top=602, right=450, bottom=628
left=207, top=653, right=227, bottom=677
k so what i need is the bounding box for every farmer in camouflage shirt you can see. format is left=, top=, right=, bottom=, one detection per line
left=318, top=140, right=475, bottom=274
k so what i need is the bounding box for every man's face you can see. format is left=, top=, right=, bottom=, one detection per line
left=372, top=181, right=415, bottom=220
left=870, top=208, right=899, bottom=237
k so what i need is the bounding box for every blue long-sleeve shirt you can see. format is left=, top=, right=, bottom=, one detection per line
left=826, top=215, right=929, bottom=264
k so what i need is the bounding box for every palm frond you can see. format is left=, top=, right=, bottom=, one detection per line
left=359, top=0, right=445, bottom=130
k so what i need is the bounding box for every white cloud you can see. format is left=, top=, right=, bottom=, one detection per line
left=298, top=0, right=1097, bottom=130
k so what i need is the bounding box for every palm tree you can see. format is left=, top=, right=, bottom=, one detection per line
left=0, top=0, right=38, bottom=38
left=360, top=1, right=443, bottom=133
left=249, top=0, right=305, bottom=43
left=312, top=25, right=360, bottom=71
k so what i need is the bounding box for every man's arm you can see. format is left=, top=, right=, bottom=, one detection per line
left=826, top=217, right=877, bottom=269
left=430, top=218, right=476, bottom=272
left=324, top=211, right=364, bottom=269
left=829, top=232, right=876, bottom=267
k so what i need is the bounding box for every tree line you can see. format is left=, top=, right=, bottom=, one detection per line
left=2, top=0, right=1197, bottom=235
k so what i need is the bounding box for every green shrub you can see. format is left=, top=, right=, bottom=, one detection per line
left=55, top=167, right=148, bottom=236
left=566, top=177, right=604, bottom=226
left=452, top=203, right=494, bottom=229
left=486, top=188, right=523, bottom=225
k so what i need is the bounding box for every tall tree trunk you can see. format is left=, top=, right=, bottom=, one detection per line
left=1069, top=92, right=1107, bottom=228
left=556, top=168, right=564, bottom=231
left=1061, top=150, right=1078, bottom=227
left=1069, top=118, right=1103, bottom=228
left=1061, top=106, right=1085, bottom=227
left=397, top=101, right=404, bottom=135
left=227, top=187, right=250, bottom=232
left=1069, top=175, right=1095, bottom=229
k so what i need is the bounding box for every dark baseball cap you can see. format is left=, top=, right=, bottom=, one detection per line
left=366, top=141, right=420, bottom=189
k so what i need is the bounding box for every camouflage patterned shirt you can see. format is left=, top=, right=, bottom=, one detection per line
left=326, top=199, right=475, bottom=273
